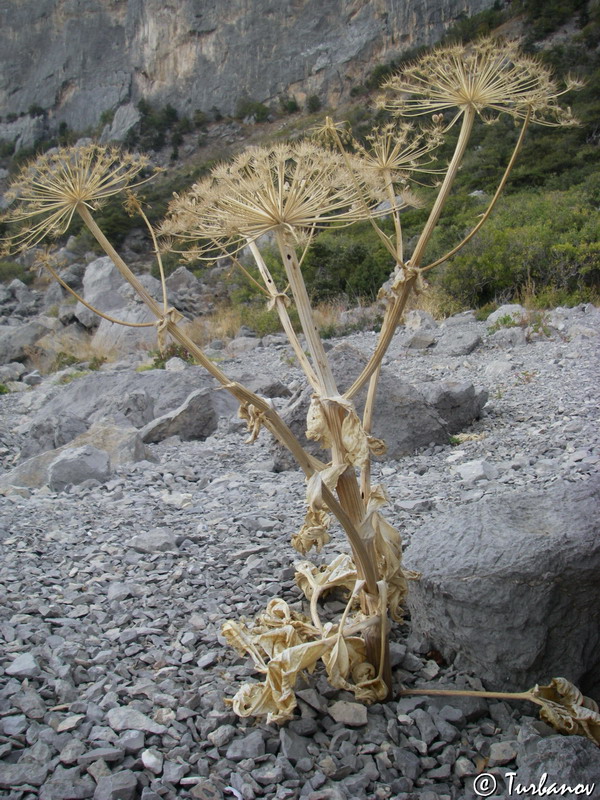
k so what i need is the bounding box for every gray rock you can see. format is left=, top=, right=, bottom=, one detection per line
left=489, top=326, right=528, bottom=347
left=0, top=361, right=27, bottom=381
left=19, top=414, right=88, bottom=461
left=416, top=380, right=487, bottom=433
left=0, top=319, right=52, bottom=364
left=436, top=329, right=482, bottom=356
left=0, top=762, right=49, bottom=787
left=140, top=388, right=218, bottom=443
left=454, top=458, right=498, bottom=483
left=276, top=343, right=450, bottom=464
left=3, top=422, right=148, bottom=490
left=405, top=310, right=438, bottom=330
left=328, top=700, right=368, bottom=727
left=106, top=707, right=167, bottom=734
left=47, top=445, right=111, bottom=491
left=405, top=478, right=600, bottom=689
left=5, top=651, right=40, bottom=678
left=91, top=303, right=157, bottom=354
left=129, top=528, right=178, bottom=553
left=39, top=776, right=96, bottom=799
left=279, top=728, right=310, bottom=763
left=93, top=770, right=138, bottom=800
left=509, top=736, right=600, bottom=800
left=225, top=729, right=265, bottom=761
left=487, top=304, right=526, bottom=327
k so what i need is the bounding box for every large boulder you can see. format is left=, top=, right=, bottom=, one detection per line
left=0, top=319, right=53, bottom=364
left=1, top=422, right=149, bottom=491
left=508, top=736, right=600, bottom=800
left=140, top=388, right=218, bottom=443
left=74, top=256, right=128, bottom=328
left=416, top=380, right=487, bottom=433
left=275, top=344, right=486, bottom=466
left=18, top=367, right=238, bottom=459
left=404, top=477, right=600, bottom=694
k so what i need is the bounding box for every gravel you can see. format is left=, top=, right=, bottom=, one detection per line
left=1, top=303, right=599, bottom=799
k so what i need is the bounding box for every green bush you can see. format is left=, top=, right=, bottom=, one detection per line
left=306, top=95, right=322, bottom=113
left=0, top=383, right=9, bottom=395
left=235, top=98, right=270, bottom=122
left=0, top=259, right=32, bottom=285
left=430, top=178, right=600, bottom=307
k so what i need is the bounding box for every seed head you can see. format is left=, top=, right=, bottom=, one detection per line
left=1, top=144, right=156, bottom=253
left=162, top=142, right=375, bottom=254
left=380, top=38, right=579, bottom=128
left=355, top=121, right=444, bottom=179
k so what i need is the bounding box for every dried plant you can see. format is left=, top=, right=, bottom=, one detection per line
left=401, top=677, right=600, bottom=747
left=0, top=38, right=584, bottom=730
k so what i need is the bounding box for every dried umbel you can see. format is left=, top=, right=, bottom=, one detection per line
left=2, top=145, right=155, bottom=253
left=162, top=141, right=376, bottom=256
left=379, top=37, right=580, bottom=128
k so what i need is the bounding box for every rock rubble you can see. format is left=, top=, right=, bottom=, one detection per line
left=0, top=301, right=599, bottom=799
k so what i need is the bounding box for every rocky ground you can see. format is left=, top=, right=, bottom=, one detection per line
left=0, top=302, right=599, bottom=800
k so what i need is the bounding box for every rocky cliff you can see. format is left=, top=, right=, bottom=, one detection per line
left=0, top=0, right=497, bottom=148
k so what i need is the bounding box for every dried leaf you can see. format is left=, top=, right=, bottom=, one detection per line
left=238, top=402, right=267, bottom=443
left=531, top=677, right=600, bottom=745
left=306, top=395, right=332, bottom=450
left=306, top=395, right=385, bottom=467
left=291, top=508, right=331, bottom=555
left=295, top=554, right=357, bottom=600
left=231, top=638, right=332, bottom=724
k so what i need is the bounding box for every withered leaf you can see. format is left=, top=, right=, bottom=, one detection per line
left=531, top=677, right=600, bottom=746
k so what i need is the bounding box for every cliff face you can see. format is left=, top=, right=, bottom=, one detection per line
left=0, top=0, right=497, bottom=145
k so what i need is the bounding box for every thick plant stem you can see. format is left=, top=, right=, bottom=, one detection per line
left=420, top=112, right=531, bottom=273
left=360, top=363, right=382, bottom=501
left=400, top=687, right=541, bottom=705
left=276, top=230, right=338, bottom=396
left=409, top=106, right=477, bottom=269
left=246, top=239, right=320, bottom=389
left=345, top=107, right=477, bottom=401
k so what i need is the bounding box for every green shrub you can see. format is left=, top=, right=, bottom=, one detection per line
left=0, top=383, right=9, bottom=395
left=306, top=95, right=322, bottom=113
left=149, top=343, right=195, bottom=369
left=430, top=179, right=600, bottom=307
left=0, top=260, right=32, bottom=285
left=51, top=351, right=80, bottom=372
left=235, top=98, right=270, bottom=122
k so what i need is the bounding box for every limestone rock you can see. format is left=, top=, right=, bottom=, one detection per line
left=48, top=444, right=111, bottom=491
left=405, top=477, right=600, bottom=690
left=140, top=388, right=218, bottom=443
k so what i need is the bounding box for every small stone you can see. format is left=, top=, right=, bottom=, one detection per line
left=411, top=708, right=438, bottom=745
left=189, top=780, right=223, bottom=800
left=106, top=707, right=167, bottom=734
left=5, top=651, right=40, bottom=678
left=56, top=714, right=85, bottom=732
left=129, top=528, right=177, bottom=553
left=225, top=729, right=265, bottom=761
left=93, top=769, right=138, bottom=800
left=207, top=724, right=236, bottom=748
left=141, top=747, right=163, bottom=775
left=0, top=762, right=49, bottom=787
left=87, top=758, right=112, bottom=781
left=454, top=756, right=476, bottom=777
left=280, top=729, right=310, bottom=764
left=328, top=700, right=368, bottom=727
left=107, top=582, right=134, bottom=601
left=1, top=714, right=28, bottom=735
left=488, top=740, right=518, bottom=766
left=162, top=761, right=189, bottom=783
